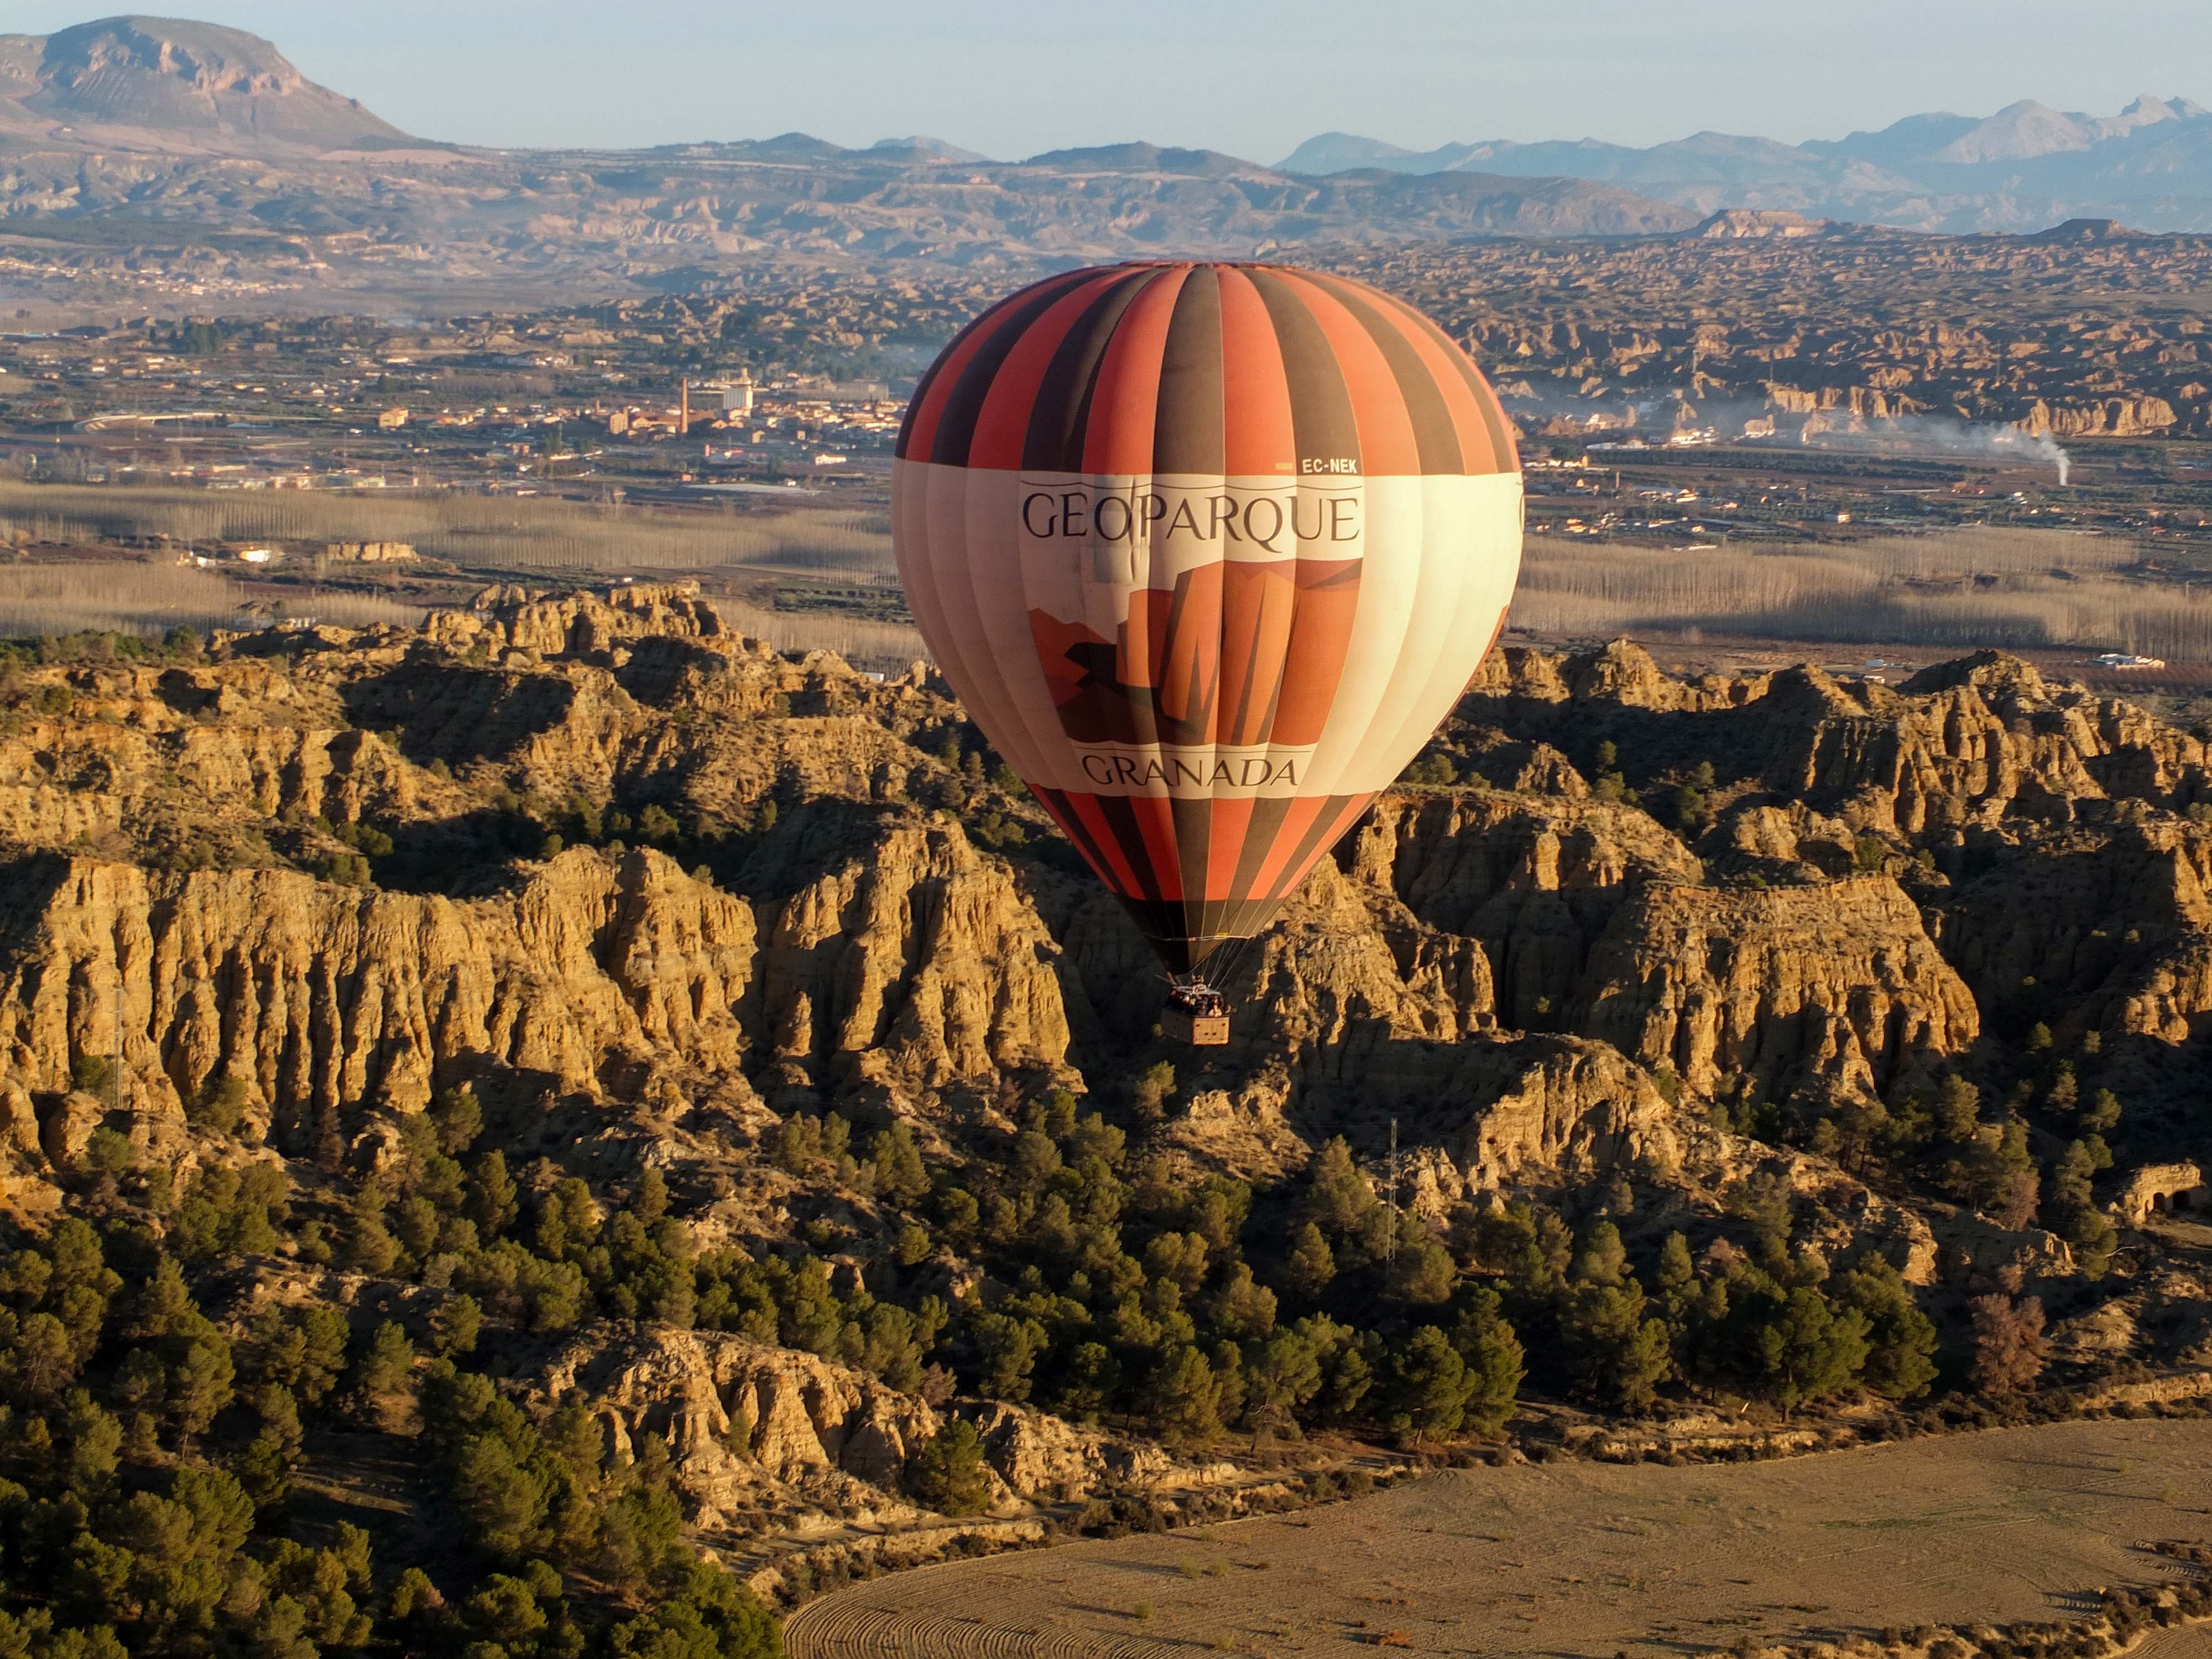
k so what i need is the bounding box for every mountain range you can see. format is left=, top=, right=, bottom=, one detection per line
left=7, top=15, right=2212, bottom=315
left=0, top=15, right=1699, bottom=310
left=1278, top=96, right=2212, bottom=233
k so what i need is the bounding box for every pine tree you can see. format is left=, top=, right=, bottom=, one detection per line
left=1834, top=1257, right=1938, bottom=1401
left=1759, top=1287, right=1869, bottom=1411
left=1561, top=1277, right=1671, bottom=1409
left=1285, top=1223, right=1336, bottom=1299
left=468, top=1151, right=519, bottom=1237
left=1302, top=1138, right=1378, bottom=1236
left=1656, top=1232, right=1697, bottom=1317
left=1385, top=1326, right=1475, bottom=1443
left=1148, top=1344, right=1222, bottom=1444
left=872, top=1123, right=931, bottom=1207
left=1934, top=1074, right=1982, bottom=1142
left=2081, top=1087, right=2122, bottom=1134
left=357, top=1321, right=418, bottom=1413
left=1447, top=1290, right=1525, bottom=1436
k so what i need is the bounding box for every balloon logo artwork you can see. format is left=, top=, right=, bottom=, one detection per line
left=893, top=261, right=1524, bottom=1033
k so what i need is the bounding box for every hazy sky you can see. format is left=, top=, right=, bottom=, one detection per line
left=14, top=0, right=2212, bottom=161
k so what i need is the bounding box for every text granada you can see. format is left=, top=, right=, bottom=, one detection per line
left=1080, top=754, right=1303, bottom=787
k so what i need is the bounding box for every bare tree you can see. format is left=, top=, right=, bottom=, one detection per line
left=1969, top=1293, right=2047, bottom=1394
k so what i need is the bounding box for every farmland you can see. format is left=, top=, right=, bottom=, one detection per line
left=1510, top=527, right=2212, bottom=662
left=787, top=1420, right=2212, bottom=1659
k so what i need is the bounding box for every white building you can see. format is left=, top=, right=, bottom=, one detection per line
left=712, top=372, right=757, bottom=417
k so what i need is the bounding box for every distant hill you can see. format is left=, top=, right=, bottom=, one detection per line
left=868, top=134, right=992, bottom=164
left=1278, top=132, right=1425, bottom=175
left=0, top=14, right=415, bottom=153
left=11, top=19, right=2212, bottom=238
left=52, top=13, right=2212, bottom=307
left=1279, top=96, right=2212, bottom=233
left=0, top=17, right=1702, bottom=303
left=1019, top=142, right=1267, bottom=178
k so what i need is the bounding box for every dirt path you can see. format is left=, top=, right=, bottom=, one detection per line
left=786, top=1419, right=2212, bottom=1659
left=721, top=1451, right=1411, bottom=1586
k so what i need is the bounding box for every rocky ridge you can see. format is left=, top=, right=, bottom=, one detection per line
left=7, top=591, right=2212, bottom=1584
left=4, top=595, right=2203, bottom=1201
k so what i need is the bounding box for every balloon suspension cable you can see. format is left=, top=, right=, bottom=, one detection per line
left=1162, top=933, right=1258, bottom=1005
left=1215, top=933, right=1259, bottom=998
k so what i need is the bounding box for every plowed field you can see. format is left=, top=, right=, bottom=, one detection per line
left=788, top=1420, right=2212, bottom=1658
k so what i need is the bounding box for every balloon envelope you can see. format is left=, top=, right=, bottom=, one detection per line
left=893, top=260, right=1522, bottom=974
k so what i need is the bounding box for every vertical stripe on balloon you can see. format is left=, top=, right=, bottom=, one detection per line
left=1271, top=557, right=1360, bottom=747
left=1240, top=268, right=1363, bottom=474
left=1081, top=267, right=1188, bottom=477
left=1302, top=273, right=1465, bottom=475
left=1021, top=271, right=1155, bottom=473
left=1367, top=286, right=1520, bottom=473
left=1202, top=795, right=1255, bottom=902
left=1153, top=266, right=1225, bottom=477
left=1216, top=267, right=1297, bottom=477
left=932, top=278, right=1098, bottom=466
left=904, top=270, right=1089, bottom=460
left=966, top=272, right=1128, bottom=471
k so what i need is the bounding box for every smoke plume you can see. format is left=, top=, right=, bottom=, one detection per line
left=1768, top=412, right=2072, bottom=485
left=1504, top=385, right=2075, bottom=486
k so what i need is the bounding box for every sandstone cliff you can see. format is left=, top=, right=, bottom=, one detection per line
left=1569, top=875, right=1978, bottom=1101
left=221, top=1265, right=1193, bottom=1536
left=1, top=600, right=2162, bottom=1238
left=0, top=813, right=1086, bottom=1169
left=1347, top=789, right=1701, bottom=1030
left=0, top=849, right=759, bottom=1160
left=1464, top=641, right=2211, bottom=830
left=1455, top=639, right=2212, bottom=1099
left=6, top=589, right=2206, bottom=1460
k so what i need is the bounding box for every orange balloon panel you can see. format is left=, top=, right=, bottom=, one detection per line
left=894, top=261, right=1523, bottom=973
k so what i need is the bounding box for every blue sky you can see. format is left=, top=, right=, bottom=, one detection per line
left=14, top=1, right=2212, bottom=161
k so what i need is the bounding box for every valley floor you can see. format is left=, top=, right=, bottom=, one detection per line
left=787, top=1418, right=2212, bottom=1658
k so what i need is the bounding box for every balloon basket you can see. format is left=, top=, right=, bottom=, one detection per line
left=1162, top=984, right=1230, bottom=1046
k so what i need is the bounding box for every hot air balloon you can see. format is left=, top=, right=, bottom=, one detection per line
left=893, top=260, right=1522, bottom=1041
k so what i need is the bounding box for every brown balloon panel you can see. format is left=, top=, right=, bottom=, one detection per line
left=1030, top=785, right=1374, bottom=974
left=891, top=258, right=1526, bottom=978
left=1025, top=553, right=1358, bottom=753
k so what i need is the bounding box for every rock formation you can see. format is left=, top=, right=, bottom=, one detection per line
left=1569, top=875, right=1977, bottom=1100
left=7, top=587, right=2212, bottom=1583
